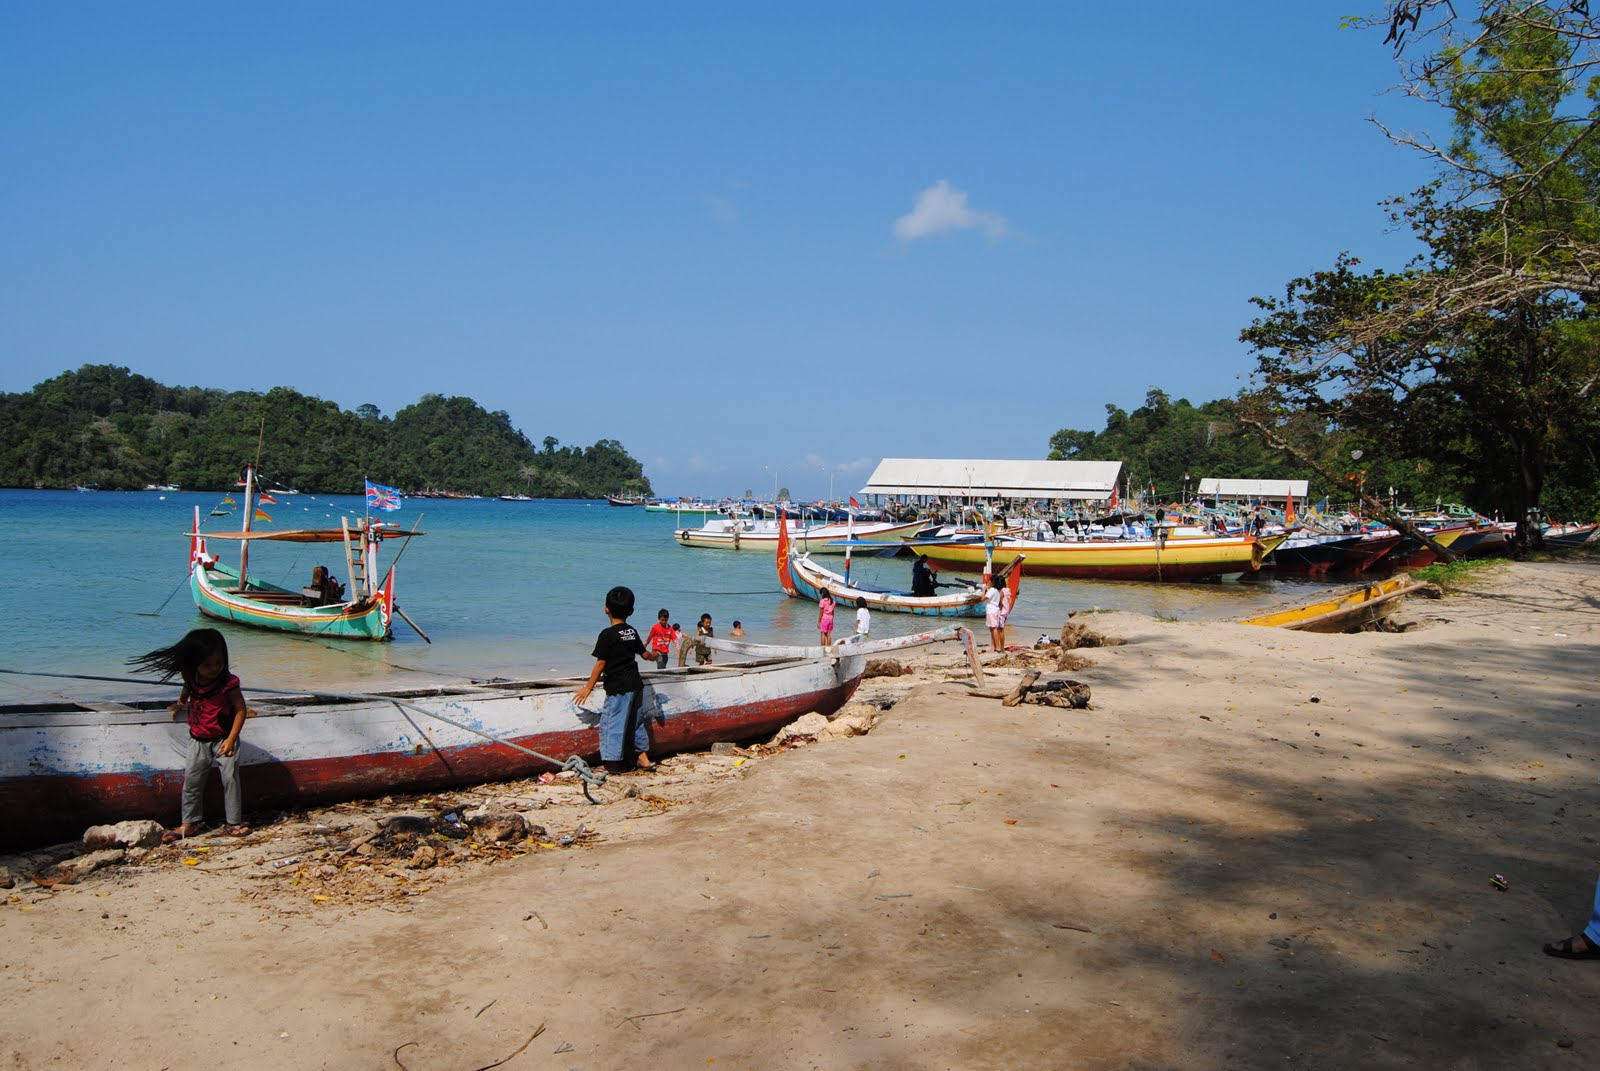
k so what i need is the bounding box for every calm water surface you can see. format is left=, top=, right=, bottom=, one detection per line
left=0, top=490, right=1338, bottom=703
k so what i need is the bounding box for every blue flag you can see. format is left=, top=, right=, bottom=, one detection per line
left=365, top=479, right=401, bottom=512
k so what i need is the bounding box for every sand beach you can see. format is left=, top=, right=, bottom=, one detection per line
left=3, top=558, right=1598, bottom=1069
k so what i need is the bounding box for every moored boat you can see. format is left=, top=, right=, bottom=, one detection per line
left=188, top=465, right=424, bottom=641
left=906, top=531, right=1276, bottom=581
left=676, top=515, right=924, bottom=553
left=777, top=512, right=1024, bottom=617
left=0, top=626, right=978, bottom=849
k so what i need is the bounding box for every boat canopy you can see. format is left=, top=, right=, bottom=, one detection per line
left=858, top=458, right=1123, bottom=501
left=1197, top=478, right=1310, bottom=502
left=201, top=528, right=424, bottom=543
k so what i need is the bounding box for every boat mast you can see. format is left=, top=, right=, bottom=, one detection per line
left=238, top=463, right=256, bottom=586
left=238, top=420, right=265, bottom=587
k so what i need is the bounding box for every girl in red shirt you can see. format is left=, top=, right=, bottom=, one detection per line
left=129, top=628, right=250, bottom=840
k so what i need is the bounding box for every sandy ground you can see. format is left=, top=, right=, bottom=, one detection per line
left=3, top=558, right=1599, bottom=1070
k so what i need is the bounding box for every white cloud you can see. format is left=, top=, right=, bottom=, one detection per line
left=892, top=180, right=1009, bottom=242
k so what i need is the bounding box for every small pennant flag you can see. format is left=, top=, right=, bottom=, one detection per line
left=848, top=496, right=861, bottom=510
left=365, top=480, right=402, bottom=512
left=254, top=508, right=272, bottom=522
left=258, top=491, right=277, bottom=505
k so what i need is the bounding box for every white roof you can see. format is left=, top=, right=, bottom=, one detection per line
left=859, top=458, right=1123, bottom=501
left=1197, top=478, right=1310, bottom=498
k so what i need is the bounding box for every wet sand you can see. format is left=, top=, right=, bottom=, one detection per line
left=3, top=558, right=1598, bottom=1069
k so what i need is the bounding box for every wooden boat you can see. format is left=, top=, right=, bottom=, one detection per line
left=188, top=465, right=423, bottom=641
left=675, top=515, right=924, bottom=554
left=777, top=512, right=1024, bottom=617
left=1240, top=576, right=1424, bottom=633
left=644, top=499, right=725, bottom=516
left=1266, top=531, right=1401, bottom=576
left=906, top=531, right=1279, bottom=582
left=1544, top=521, right=1600, bottom=548
left=606, top=495, right=639, bottom=507
left=0, top=626, right=977, bottom=849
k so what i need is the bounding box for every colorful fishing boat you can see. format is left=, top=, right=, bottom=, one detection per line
left=188, top=465, right=423, bottom=641
left=1544, top=521, right=1600, bottom=548
left=1240, top=575, right=1425, bottom=633
left=776, top=511, right=1023, bottom=617
left=0, top=626, right=978, bottom=849
left=907, top=531, right=1279, bottom=581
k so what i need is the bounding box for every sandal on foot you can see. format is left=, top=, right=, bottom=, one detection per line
left=224, top=824, right=250, bottom=837
left=160, top=825, right=195, bottom=844
left=1543, top=935, right=1600, bottom=959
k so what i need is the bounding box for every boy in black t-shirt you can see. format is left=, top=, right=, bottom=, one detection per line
left=574, top=585, right=655, bottom=772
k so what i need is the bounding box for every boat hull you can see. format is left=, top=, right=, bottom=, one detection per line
left=1242, top=576, right=1422, bottom=633
left=192, top=561, right=390, bottom=641
left=781, top=551, right=1022, bottom=617
left=907, top=535, right=1263, bottom=581
left=0, top=654, right=867, bottom=849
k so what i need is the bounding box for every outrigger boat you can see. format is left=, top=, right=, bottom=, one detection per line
left=0, top=626, right=979, bottom=849
left=188, top=465, right=423, bottom=641
left=777, top=511, right=1023, bottom=617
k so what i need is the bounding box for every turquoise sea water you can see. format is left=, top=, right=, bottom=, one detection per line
left=0, top=489, right=1335, bottom=703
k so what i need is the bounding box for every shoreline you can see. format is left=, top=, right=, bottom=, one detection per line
left=4, top=558, right=1598, bottom=1068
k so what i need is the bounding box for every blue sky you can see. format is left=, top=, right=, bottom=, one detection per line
left=1, top=2, right=1442, bottom=500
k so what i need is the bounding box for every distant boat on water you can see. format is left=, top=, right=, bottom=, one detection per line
left=499, top=493, right=533, bottom=502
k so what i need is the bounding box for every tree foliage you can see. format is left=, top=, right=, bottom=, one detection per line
left=1047, top=388, right=1332, bottom=498
left=0, top=365, right=653, bottom=498
left=1236, top=3, right=1600, bottom=537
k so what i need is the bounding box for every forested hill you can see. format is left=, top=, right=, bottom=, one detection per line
left=0, top=365, right=653, bottom=498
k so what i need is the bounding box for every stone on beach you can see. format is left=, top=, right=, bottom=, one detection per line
left=82, top=820, right=164, bottom=851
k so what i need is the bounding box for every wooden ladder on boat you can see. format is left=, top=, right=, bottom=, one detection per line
left=341, top=517, right=368, bottom=597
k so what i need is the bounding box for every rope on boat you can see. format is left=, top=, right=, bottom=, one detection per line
left=0, top=668, right=610, bottom=801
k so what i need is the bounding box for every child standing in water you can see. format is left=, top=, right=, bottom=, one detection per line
left=694, top=613, right=715, bottom=665
left=854, top=597, right=871, bottom=642
left=128, top=628, right=250, bottom=840
left=574, top=585, right=654, bottom=773
left=645, top=608, right=674, bottom=669
left=817, top=588, right=835, bottom=648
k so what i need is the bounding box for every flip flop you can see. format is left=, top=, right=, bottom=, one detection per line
left=160, top=827, right=189, bottom=844
left=1543, top=935, right=1600, bottom=960
left=224, top=824, right=250, bottom=837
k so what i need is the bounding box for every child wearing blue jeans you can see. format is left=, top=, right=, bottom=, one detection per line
left=573, top=585, right=655, bottom=773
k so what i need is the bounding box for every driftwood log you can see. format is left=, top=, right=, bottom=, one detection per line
left=1000, top=669, right=1091, bottom=710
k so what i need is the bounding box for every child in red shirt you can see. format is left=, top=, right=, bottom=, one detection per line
left=645, top=608, right=675, bottom=669
left=129, top=628, right=250, bottom=840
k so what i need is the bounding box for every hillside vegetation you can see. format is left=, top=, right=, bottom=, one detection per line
left=0, top=365, right=652, bottom=498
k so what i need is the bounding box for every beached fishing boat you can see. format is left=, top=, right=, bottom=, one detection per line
left=1240, top=576, right=1425, bottom=633
left=776, top=511, right=1023, bottom=617
left=188, top=466, right=423, bottom=641
left=1544, top=521, right=1600, bottom=548
left=0, top=626, right=978, bottom=849
left=675, top=515, right=924, bottom=554
left=907, top=532, right=1279, bottom=581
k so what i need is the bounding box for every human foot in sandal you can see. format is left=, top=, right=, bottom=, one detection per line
left=1543, top=934, right=1600, bottom=959
left=160, top=823, right=201, bottom=844
left=223, top=824, right=250, bottom=837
